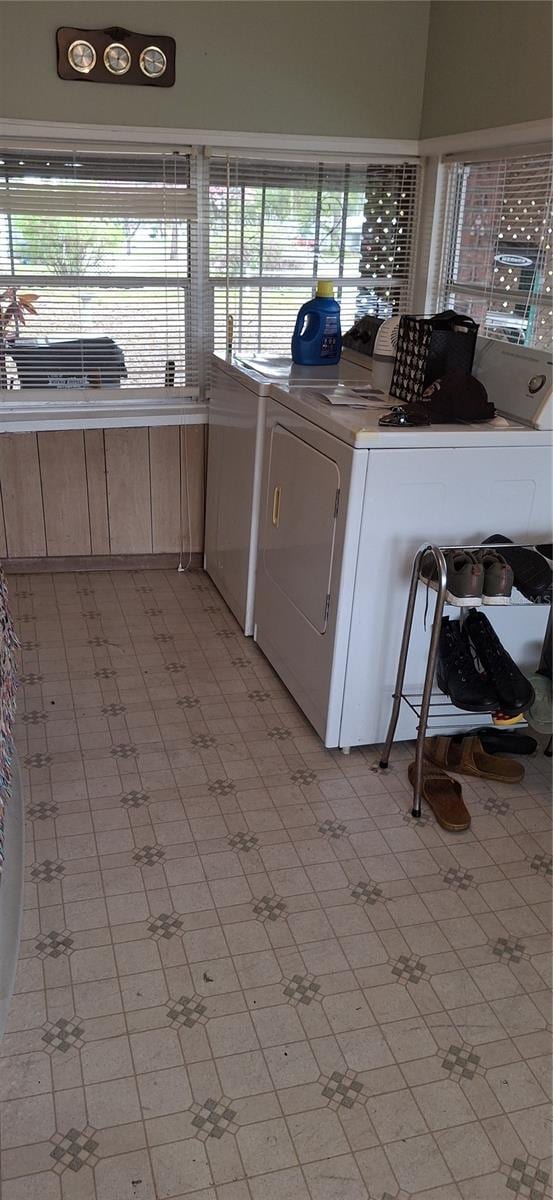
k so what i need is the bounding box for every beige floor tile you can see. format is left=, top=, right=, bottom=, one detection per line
left=95, top=1149, right=156, bottom=1200
left=436, top=1121, right=500, bottom=1180
left=130, top=1029, right=184, bottom=1074
left=0, top=1051, right=52, bottom=1101
left=251, top=1004, right=304, bottom=1047
left=0, top=1092, right=56, bottom=1148
left=249, top=1167, right=311, bottom=1200
left=412, top=1079, right=478, bottom=1130
left=322, top=990, right=374, bottom=1034
left=236, top=1118, right=298, bottom=1176
left=205, top=1013, right=259, bottom=1057
left=366, top=1087, right=428, bottom=1142
left=385, top=1132, right=453, bottom=1192
left=288, top=1107, right=350, bottom=1163
left=508, top=1101, right=552, bottom=1159
left=303, top=1153, right=369, bottom=1199
left=86, top=1076, right=142, bottom=1126
left=335, top=1027, right=393, bottom=1075
left=137, top=1067, right=192, bottom=1119
left=4, top=569, right=552, bottom=1200
left=216, top=1049, right=273, bottom=1097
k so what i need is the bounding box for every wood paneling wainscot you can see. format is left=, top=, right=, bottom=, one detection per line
left=104, top=428, right=152, bottom=555
left=0, top=433, right=46, bottom=557
left=0, top=425, right=205, bottom=561
left=38, top=431, right=91, bottom=556
left=84, top=430, right=110, bottom=555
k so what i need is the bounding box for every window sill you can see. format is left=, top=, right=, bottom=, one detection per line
left=0, top=392, right=208, bottom=433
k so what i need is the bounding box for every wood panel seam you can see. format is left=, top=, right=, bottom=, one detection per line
left=35, top=433, right=49, bottom=555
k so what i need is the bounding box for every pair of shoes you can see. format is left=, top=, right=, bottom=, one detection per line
left=424, top=734, right=524, bottom=784
left=482, top=535, right=553, bottom=605
left=420, top=549, right=513, bottom=606
left=437, top=613, right=536, bottom=715
left=407, top=761, right=470, bottom=831
left=467, top=726, right=538, bottom=756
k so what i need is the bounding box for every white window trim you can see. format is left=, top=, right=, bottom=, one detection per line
left=0, top=117, right=419, bottom=158
left=2, top=114, right=549, bottom=158
left=418, top=118, right=552, bottom=158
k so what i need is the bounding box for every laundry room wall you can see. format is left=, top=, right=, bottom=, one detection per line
left=0, top=0, right=430, bottom=139
left=421, top=0, right=553, bottom=138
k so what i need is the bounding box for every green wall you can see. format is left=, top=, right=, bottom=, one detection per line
left=1, top=1, right=551, bottom=141
left=0, top=0, right=430, bottom=138
left=421, top=0, right=553, bottom=138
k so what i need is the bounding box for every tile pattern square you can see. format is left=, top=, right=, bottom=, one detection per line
left=50, top=1126, right=99, bottom=1174
left=320, top=1069, right=365, bottom=1110
left=190, top=1096, right=238, bottom=1140
left=42, top=1016, right=85, bottom=1054
left=282, top=974, right=321, bottom=1006
left=147, top=911, right=185, bottom=940
left=252, top=894, right=287, bottom=922
left=504, top=1154, right=550, bottom=1198
left=165, top=994, right=208, bottom=1028
left=34, top=929, right=74, bottom=959
left=3, top=567, right=551, bottom=1200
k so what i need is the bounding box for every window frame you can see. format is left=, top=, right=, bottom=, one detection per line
left=208, top=153, right=422, bottom=357
left=0, top=117, right=549, bottom=417
left=434, top=148, right=553, bottom=351
left=0, top=144, right=200, bottom=405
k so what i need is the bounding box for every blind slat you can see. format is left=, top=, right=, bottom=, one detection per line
left=209, top=154, right=420, bottom=355
left=0, top=148, right=198, bottom=392
left=438, top=153, right=552, bottom=351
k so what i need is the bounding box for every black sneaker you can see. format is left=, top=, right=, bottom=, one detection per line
left=436, top=617, right=499, bottom=712
left=464, top=610, right=536, bottom=716
left=482, top=535, right=552, bottom=605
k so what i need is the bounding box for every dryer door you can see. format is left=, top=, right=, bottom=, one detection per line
left=255, top=401, right=367, bottom=746
left=263, top=424, right=340, bottom=634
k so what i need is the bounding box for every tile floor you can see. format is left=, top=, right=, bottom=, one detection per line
left=1, top=568, right=552, bottom=1200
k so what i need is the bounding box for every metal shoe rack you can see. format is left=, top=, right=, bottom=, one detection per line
left=379, top=542, right=550, bottom=819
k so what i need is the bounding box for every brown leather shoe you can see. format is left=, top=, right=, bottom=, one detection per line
left=408, top=762, right=471, bottom=831
left=424, top=734, right=524, bottom=784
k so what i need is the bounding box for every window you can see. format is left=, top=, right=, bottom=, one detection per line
left=0, top=148, right=198, bottom=395
left=438, top=151, right=553, bottom=350
left=208, top=154, right=420, bottom=356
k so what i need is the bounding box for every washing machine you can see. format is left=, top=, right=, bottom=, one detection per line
left=204, top=350, right=377, bottom=634
left=254, top=355, right=552, bottom=748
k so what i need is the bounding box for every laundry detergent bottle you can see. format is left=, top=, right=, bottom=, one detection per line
left=291, top=280, right=342, bottom=366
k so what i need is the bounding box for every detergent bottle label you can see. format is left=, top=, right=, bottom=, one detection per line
left=321, top=314, right=339, bottom=357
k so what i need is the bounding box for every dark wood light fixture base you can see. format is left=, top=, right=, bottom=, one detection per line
left=56, top=26, right=176, bottom=87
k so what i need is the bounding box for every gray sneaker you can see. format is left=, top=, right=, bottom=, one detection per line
left=473, top=550, right=514, bottom=605
left=420, top=551, right=483, bottom=607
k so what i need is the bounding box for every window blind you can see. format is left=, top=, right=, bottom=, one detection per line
left=0, top=148, right=198, bottom=393
left=208, top=154, right=420, bottom=356
left=438, top=151, right=553, bottom=350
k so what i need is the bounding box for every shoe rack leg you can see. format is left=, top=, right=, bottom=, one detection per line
left=412, top=549, right=448, bottom=818
left=379, top=547, right=428, bottom=770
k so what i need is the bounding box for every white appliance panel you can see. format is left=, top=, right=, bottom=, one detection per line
left=206, top=352, right=376, bottom=634
left=255, top=399, right=368, bottom=743
left=473, top=337, right=553, bottom=429
left=340, top=445, right=552, bottom=747
left=204, top=369, right=266, bottom=633
left=263, top=425, right=340, bottom=634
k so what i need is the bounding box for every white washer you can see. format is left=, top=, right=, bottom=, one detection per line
left=254, top=366, right=552, bottom=748
left=204, top=350, right=376, bottom=634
